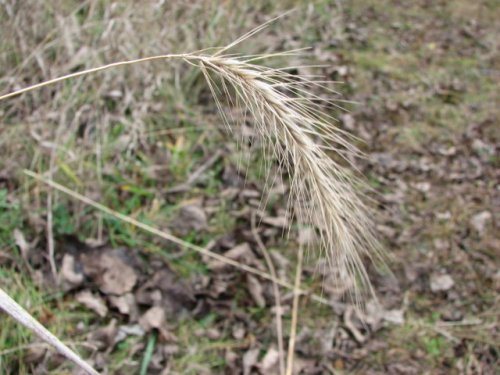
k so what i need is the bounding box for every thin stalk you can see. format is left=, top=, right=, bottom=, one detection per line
left=24, top=169, right=332, bottom=306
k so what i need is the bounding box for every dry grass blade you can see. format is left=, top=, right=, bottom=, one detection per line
left=286, top=244, right=304, bottom=375
left=251, top=211, right=285, bottom=375
left=0, top=288, right=99, bottom=375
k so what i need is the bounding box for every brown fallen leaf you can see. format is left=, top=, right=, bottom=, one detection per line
left=363, top=300, right=405, bottom=328
left=139, top=306, right=165, bottom=332
left=243, top=347, right=260, bottom=375
left=430, top=273, right=455, bottom=292
left=171, top=204, right=207, bottom=236
left=13, top=228, right=30, bottom=260
left=90, top=319, right=118, bottom=349
left=232, top=322, right=246, bottom=340
left=108, top=292, right=138, bottom=320
left=261, top=215, right=288, bottom=228
left=259, top=346, right=279, bottom=374
left=344, top=306, right=366, bottom=344
left=163, top=344, right=179, bottom=357
left=60, top=254, right=84, bottom=286
left=76, top=290, right=108, bottom=317
left=114, top=324, right=145, bottom=344
left=208, top=242, right=260, bottom=271
left=223, top=242, right=254, bottom=259
left=469, top=211, right=492, bottom=235
left=83, top=250, right=138, bottom=296
left=99, top=253, right=137, bottom=295
left=246, top=274, right=266, bottom=308
left=135, top=268, right=195, bottom=314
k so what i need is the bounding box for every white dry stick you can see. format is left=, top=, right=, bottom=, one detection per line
left=285, top=243, right=304, bottom=375
left=46, top=185, right=57, bottom=280
left=0, top=288, right=100, bottom=375
left=251, top=211, right=285, bottom=375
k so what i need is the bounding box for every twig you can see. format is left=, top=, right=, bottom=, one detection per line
left=46, top=167, right=57, bottom=281
left=251, top=210, right=285, bottom=375
left=0, top=288, right=99, bottom=375
left=286, top=243, right=304, bottom=375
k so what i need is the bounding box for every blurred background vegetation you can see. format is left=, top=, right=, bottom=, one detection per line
left=0, top=0, right=498, bottom=374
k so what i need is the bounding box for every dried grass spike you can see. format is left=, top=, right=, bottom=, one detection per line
left=191, top=53, right=383, bottom=300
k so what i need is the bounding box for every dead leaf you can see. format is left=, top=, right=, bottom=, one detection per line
left=232, top=322, right=246, bottom=340
left=171, top=204, right=207, bottom=235
left=430, top=273, right=455, bottom=292
left=377, top=224, right=397, bottom=239
left=13, top=228, right=30, bottom=260
left=76, top=290, right=108, bottom=317
left=25, top=345, right=46, bottom=365
left=135, top=268, right=195, bottom=314
left=292, top=356, right=317, bottom=375
left=208, top=243, right=259, bottom=271
left=413, top=181, right=431, bottom=193
left=114, top=324, right=145, bottom=344
left=384, top=309, right=405, bottom=325
left=470, top=211, right=492, bottom=235
left=246, top=274, right=266, bottom=307
left=344, top=306, right=366, bottom=343
left=109, top=293, right=138, bottom=319
left=364, top=300, right=405, bottom=327
left=163, top=344, right=179, bottom=357
left=259, top=346, right=279, bottom=373
left=225, top=350, right=239, bottom=372
left=101, top=253, right=137, bottom=295
left=243, top=347, right=260, bottom=375
left=262, top=215, right=288, bottom=228
left=139, top=306, right=165, bottom=332
left=83, top=250, right=138, bottom=295
left=341, top=113, right=356, bottom=130
left=203, top=328, right=221, bottom=340
left=90, top=319, right=118, bottom=349
left=60, top=254, right=84, bottom=286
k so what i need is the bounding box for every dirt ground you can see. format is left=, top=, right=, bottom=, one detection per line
left=0, top=1, right=498, bottom=374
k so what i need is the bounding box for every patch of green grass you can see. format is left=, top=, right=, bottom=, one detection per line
left=422, top=335, right=446, bottom=357
left=107, top=335, right=142, bottom=373
left=0, top=267, right=93, bottom=374
left=169, top=316, right=237, bottom=374
left=0, top=189, right=22, bottom=248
